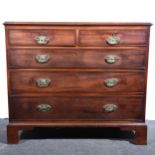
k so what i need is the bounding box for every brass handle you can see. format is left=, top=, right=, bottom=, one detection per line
left=35, top=78, right=51, bottom=88
left=35, top=54, right=50, bottom=63
left=105, top=55, right=120, bottom=64
left=35, top=36, right=49, bottom=45
left=104, top=78, right=119, bottom=87
left=106, top=34, right=120, bottom=45
left=103, top=104, right=118, bottom=112
left=37, top=104, right=52, bottom=112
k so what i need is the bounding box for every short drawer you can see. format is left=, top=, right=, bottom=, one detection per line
left=10, top=96, right=144, bottom=120
left=8, top=29, right=76, bottom=46
left=10, top=70, right=145, bottom=93
left=9, top=48, right=145, bottom=69
left=79, top=29, right=147, bottom=46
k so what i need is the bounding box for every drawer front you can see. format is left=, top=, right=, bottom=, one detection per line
left=11, top=70, right=144, bottom=93
left=10, top=96, right=144, bottom=120
left=79, top=30, right=147, bottom=46
left=8, top=29, right=76, bottom=46
left=9, top=48, right=145, bottom=69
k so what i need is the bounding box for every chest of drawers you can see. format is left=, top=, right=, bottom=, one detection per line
left=4, top=22, right=152, bottom=144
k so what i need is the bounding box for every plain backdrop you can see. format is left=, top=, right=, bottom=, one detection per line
left=0, top=0, right=154, bottom=119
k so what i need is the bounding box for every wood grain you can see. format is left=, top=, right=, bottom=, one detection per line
left=8, top=29, right=76, bottom=46
left=5, top=22, right=151, bottom=144
left=10, top=96, right=144, bottom=120
left=79, top=30, right=147, bottom=46
left=9, top=48, right=145, bottom=69
left=10, top=70, right=145, bottom=93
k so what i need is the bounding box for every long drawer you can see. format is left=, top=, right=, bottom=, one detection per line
left=8, top=48, right=145, bottom=69
left=10, top=96, right=144, bottom=120
left=10, top=70, right=145, bottom=93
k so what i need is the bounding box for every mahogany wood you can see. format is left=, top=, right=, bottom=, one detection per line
left=4, top=22, right=152, bottom=144
left=10, top=96, right=144, bottom=120
left=8, top=48, right=145, bottom=69
left=10, top=70, right=145, bottom=93
left=7, top=122, right=147, bottom=144
left=79, top=29, right=147, bottom=46
left=8, top=29, right=76, bottom=46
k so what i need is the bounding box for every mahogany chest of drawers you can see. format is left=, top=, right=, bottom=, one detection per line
left=4, top=22, right=152, bottom=144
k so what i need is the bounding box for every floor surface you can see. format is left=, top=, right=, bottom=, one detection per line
left=0, top=119, right=155, bottom=155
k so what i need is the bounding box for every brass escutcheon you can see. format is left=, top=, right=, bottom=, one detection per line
left=35, top=78, right=51, bottom=88
left=104, top=78, right=119, bottom=87
left=35, top=54, right=50, bottom=63
left=104, top=55, right=120, bottom=64
left=106, top=34, right=120, bottom=45
left=35, top=36, right=49, bottom=45
left=103, top=104, right=118, bottom=112
left=37, top=104, right=52, bottom=112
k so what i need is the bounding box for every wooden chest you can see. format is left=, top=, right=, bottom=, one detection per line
left=4, top=22, right=152, bottom=144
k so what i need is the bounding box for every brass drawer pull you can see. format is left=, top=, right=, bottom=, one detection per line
left=35, top=54, right=50, bottom=63
left=103, top=104, right=118, bottom=112
left=104, top=78, right=119, bottom=87
left=35, top=36, right=49, bottom=45
left=106, top=34, right=120, bottom=45
left=105, top=55, right=120, bottom=64
left=35, top=78, right=51, bottom=88
left=37, top=104, right=52, bottom=112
